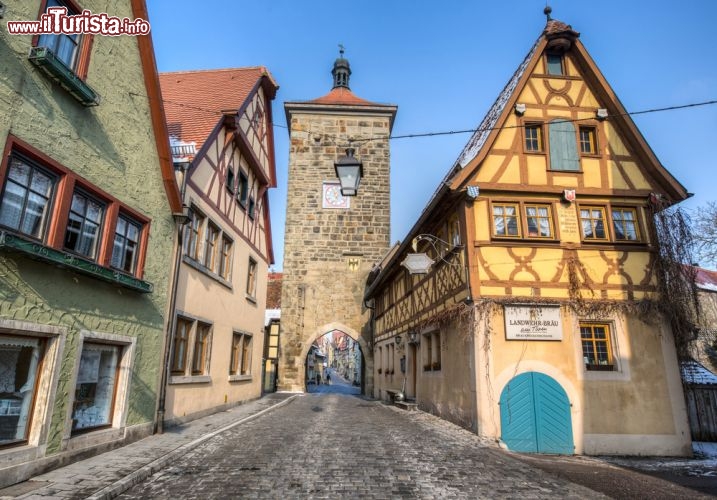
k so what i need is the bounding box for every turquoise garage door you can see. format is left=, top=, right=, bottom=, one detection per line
left=499, top=372, right=574, bottom=454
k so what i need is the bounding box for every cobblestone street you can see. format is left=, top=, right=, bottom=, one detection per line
left=116, top=394, right=602, bottom=499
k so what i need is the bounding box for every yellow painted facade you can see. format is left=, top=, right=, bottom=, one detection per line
left=367, top=19, right=691, bottom=456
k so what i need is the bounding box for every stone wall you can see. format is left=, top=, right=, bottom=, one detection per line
left=279, top=106, right=394, bottom=392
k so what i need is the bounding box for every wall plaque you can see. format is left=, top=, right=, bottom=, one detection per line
left=504, top=304, right=562, bottom=340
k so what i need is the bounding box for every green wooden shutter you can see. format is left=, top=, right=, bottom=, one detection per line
left=549, top=120, right=580, bottom=171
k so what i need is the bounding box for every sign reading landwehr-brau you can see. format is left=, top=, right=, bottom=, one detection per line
left=504, top=305, right=562, bottom=340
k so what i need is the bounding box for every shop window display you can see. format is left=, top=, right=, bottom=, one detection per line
left=72, top=343, right=119, bottom=432
left=0, top=335, right=43, bottom=446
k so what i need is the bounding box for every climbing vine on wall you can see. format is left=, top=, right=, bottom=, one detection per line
left=649, top=195, right=700, bottom=360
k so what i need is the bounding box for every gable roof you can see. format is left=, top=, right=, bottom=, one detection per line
left=159, top=67, right=278, bottom=152
left=448, top=19, right=689, bottom=202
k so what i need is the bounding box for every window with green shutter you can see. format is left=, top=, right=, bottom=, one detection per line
left=549, top=120, right=580, bottom=171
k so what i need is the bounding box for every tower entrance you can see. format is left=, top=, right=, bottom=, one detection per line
left=278, top=51, right=397, bottom=394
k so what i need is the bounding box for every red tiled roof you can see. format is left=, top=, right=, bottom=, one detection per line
left=695, top=267, right=717, bottom=291
left=308, top=86, right=377, bottom=106
left=159, top=67, right=276, bottom=151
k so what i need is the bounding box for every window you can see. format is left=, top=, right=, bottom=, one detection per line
left=493, top=203, right=520, bottom=237
left=0, top=155, right=56, bottom=239
left=612, top=208, right=640, bottom=241
left=525, top=204, right=553, bottom=238
left=246, top=257, right=257, bottom=298
left=579, top=206, right=608, bottom=240
left=423, top=331, right=441, bottom=371
left=0, top=140, right=151, bottom=284
left=580, top=323, right=614, bottom=370
left=448, top=215, right=461, bottom=247
left=549, top=120, right=580, bottom=171
left=172, top=316, right=213, bottom=379
left=0, top=334, right=45, bottom=447
left=64, top=190, right=104, bottom=259
left=171, top=317, right=191, bottom=374
left=248, top=197, right=256, bottom=219
left=111, top=215, right=141, bottom=274
left=579, top=126, right=598, bottom=155
left=377, top=346, right=383, bottom=374
left=191, top=323, right=211, bottom=375
left=218, top=235, right=233, bottom=280
left=203, top=222, right=219, bottom=271
left=184, top=209, right=204, bottom=261
left=72, top=342, right=120, bottom=433
left=37, top=0, right=83, bottom=71
left=524, top=124, right=544, bottom=152
left=546, top=53, right=564, bottom=76
left=230, top=332, right=252, bottom=376
left=237, top=172, right=249, bottom=207
left=226, top=168, right=236, bottom=194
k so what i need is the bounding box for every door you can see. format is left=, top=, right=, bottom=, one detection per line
left=499, top=372, right=574, bottom=454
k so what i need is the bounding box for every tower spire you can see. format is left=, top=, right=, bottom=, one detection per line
left=332, top=44, right=351, bottom=89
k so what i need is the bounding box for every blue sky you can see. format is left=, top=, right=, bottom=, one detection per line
left=147, top=0, right=717, bottom=271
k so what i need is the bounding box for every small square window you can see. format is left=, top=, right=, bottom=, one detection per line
left=579, top=206, right=608, bottom=240
left=525, top=204, right=553, bottom=238
left=493, top=203, right=521, bottom=237
left=612, top=208, right=640, bottom=241
left=580, top=323, right=614, bottom=370
left=546, top=53, right=564, bottom=76
left=579, top=127, right=598, bottom=154
left=524, top=124, right=543, bottom=152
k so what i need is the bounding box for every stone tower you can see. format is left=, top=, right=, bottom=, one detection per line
left=279, top=52, right=397, bottom=392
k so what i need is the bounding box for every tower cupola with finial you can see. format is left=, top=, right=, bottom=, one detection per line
left=332, top=45, right=351, bottom=89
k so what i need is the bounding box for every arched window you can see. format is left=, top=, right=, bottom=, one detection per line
left=549, top=119, right=580, bottom=171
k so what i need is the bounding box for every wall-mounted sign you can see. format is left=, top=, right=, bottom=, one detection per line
left=504, top=304, right=562, bottom=340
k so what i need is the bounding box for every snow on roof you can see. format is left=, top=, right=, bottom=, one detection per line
left=695, top=267, right=717, bottom=292
left=681, top=360, right=717, bottom=385
left=265, top=308, right=280, bottom=327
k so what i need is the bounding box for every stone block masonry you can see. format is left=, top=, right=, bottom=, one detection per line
left=279, top=101, right=396, bottom=393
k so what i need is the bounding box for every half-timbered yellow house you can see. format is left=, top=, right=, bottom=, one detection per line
left=365, top=17, right=692, bottom=456
left=158, top=68, right=278, bottom=425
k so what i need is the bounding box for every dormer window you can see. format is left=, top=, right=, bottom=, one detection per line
left=546, top=53, right=564, bottom=76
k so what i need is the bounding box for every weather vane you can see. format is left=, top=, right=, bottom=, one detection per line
left=338, top=43, right=345, bottom=57
left=544, top=2, right=552, bottom=21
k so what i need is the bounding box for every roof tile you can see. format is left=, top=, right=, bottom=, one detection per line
left=159, top=67, right=274, bottom=151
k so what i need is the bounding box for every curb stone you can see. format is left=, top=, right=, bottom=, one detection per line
left=84, top=394, right=300, bottom=500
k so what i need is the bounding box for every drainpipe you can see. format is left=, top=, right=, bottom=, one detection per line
left=156, top=161, right=190, bottom=434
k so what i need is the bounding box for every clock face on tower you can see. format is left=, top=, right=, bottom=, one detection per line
left=322, top=182, right=350, bottom=209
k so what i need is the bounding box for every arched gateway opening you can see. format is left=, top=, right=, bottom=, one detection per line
left=305, top=330, right=364, bottom=395
left=297, top=323, right=371, bottom=395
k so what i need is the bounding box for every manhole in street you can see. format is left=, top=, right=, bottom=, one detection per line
left=311, top=406, right=323, bottom=412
